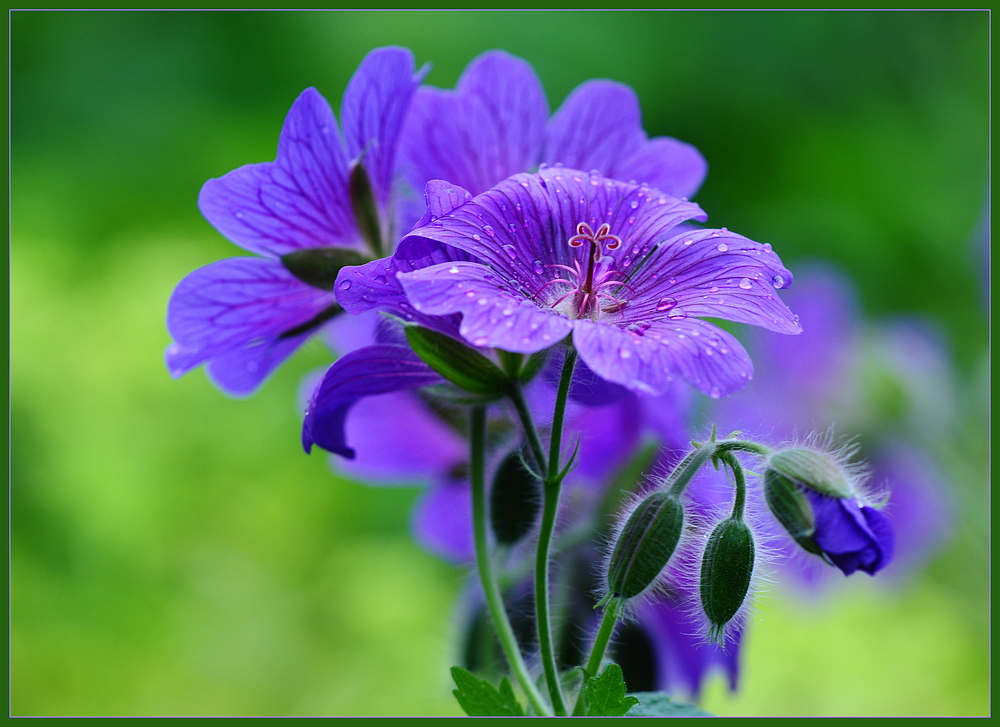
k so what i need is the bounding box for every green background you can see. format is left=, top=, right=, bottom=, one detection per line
left=11, top=10, right=989, bottom=716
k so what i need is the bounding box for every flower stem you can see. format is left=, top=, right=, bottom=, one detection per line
left=507, top=382, right=548, bottom=476
left=469, top=405, right=552, bottom=716
left=719, top=451, right=748, bottom=520
left=534, top=348, right=577, bottom=716
left=583, top=598, right=622, bottom=679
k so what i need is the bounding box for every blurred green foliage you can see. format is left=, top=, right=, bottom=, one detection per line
left=11, top=10, right=988, bottom=716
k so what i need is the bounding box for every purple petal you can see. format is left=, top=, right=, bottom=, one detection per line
left=400, top=50, right=548, bottom=197
left=627, top=228, right=801, bottom=335
left=412, top=480, right=475, bottom=564
left=543, top=80, right=646, bottom=176
left=572, top=317, right=753, bottom=398
left=341, top=46, right=427, bottom=207
left=566, top=393, right=644, bottom=485
left=165, top=257, right=338, bottom=396
left=301, top=344, right=444, bottom=457
left=806, top=490, right=892, bottom=576
left=617, top=136, right=708, bottom=201
left=398, top=261, right=574, bottom=352
left=335, top=390, right=466, bottom=484
left=199, top=88, right=359, bottom=258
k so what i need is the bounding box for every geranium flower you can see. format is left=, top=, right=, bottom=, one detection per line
left=801, top=488, right=895, bottom=576
left=381, top=167, right=800, bottom=398
left=165, top=47, right=427, bottom=396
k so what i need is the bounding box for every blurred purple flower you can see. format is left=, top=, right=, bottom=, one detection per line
left=387, top=168, right=800, bottom=398
left=707, top=265, right=951, bottom=584
left=165, top=47, right=427, bottom=396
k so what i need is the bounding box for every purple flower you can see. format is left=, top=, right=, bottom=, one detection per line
left=803, top=489, right=895, bottom=576
left=399, top=50, right=707, bottom=206
left=387, top=168, right=800, bottom=398
left=165, top=47, right=427, bottom=396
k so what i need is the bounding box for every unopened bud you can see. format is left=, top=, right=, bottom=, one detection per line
left=766, top=448, right=852, bottom=498
left=763, top=469, right=822, bottom=556
left=606, top=492, right=684, bottom=600
left=490, top=451, right=540, bottom=546
left=700, top=518, right=755, bottom=640
left=349, top=161, right=383, bottom=257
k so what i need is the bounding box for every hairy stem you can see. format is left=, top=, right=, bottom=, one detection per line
left=583, top=598, right=622, bottom=680
left=469, top=405, right=552, bottom=716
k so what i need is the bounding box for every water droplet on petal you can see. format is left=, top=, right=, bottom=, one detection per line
left=618, top=347, right=633, bottom=359
left=668, top=277, right=676, bottom=284
left=483, top=225, right=495, bottom=237
left=668, top=309, right=687, bottom=320
left=630, top=200, right=639, bottom=209
left=465, top=291, right=476, bottom=298
left=473, top=336, right=489, bottom=346
left=709, top=386, right=721, bottom=399
left=684, top=238, right=694, bottom=245
left=705, top=347, right=714, bottom=356
left=532, top=260, right=544, bottom=275
left=763, top=243, right=772, bottom=252
left=339, top=280, right=351, bottom=290
left=656, top=297, right=677, bottom=311
left=539, top=162, right=549, bottom=169
left=710, top=286, right=719, bottom=293
left=477, top=297, right=489, bottom=305
left=502, top=308, right=513, bottom=316
left=507, top=223, right=517, bottom=233
left=449, top=266, right=460, bottom=274
left=739, top=278, right=752, bottom=289
left=717, top=243, right=729, bottom=252
left=502, top=244, right=518, bottom=260
left=235, top=211, right=244, bottom=219
left=772, top=274, right=786, bottom=288
left=631, top=245, right=640, bottom=254
left=628, top=216, right=636, bottom=224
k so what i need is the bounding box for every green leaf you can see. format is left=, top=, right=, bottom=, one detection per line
left=450, top=666, right=525, bottom=716
left=574, top=663, right=640, bottom=716
left=625, top=691, right=714, bottom=716
left=405, top=325, right=509, bottom=397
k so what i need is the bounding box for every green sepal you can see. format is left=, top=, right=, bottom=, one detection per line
left=767, top=448, right=853, bottom=498
left=348, top=161, right=383, bottom=257
left=572, top=663, right=639, bottom=716
left=763, top=469, right=822, bottom=556
left=606, top=492, right=685, bottom=599
left=626, top=692, right=714, bottom=716
left=280, top=248, right=367, bottom=291
left=700, top=517, right=755, bottom=641
left=404, top=325, right=509, bottom=397
left=450, top=666, right=524, bottom=716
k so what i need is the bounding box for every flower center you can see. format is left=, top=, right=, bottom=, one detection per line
left=540, top=222, right=633, bottom=320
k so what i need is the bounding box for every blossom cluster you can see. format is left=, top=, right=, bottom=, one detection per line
left=165, top=47, right=924, bottom=712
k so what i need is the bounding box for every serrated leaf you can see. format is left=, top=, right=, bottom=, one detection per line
left=405, top=325, right=509, bottom=396
left=625, top=691, right=713, bottom=716
left=574, top=663, right=640, bottom=716
left=450, top=666, right=525, bottom=716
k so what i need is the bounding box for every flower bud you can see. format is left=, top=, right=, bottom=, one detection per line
left=763, top=469, right=822, bottom=556
left=606, top=492, right=685, bottom=600
left=349, top=161, right=383, bottom=256
left=700, top=518, right=755, bottom=640
left=281, top=247, right=367, bottom=291
left=404, top=324, right=509, bottom=397
left=766, top=448, right=853, bottom=498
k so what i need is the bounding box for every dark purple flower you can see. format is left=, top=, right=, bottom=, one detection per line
left=399, top=50, right=707, bottom=207
left=165, top=47, right=427, bottom=396
left=388, top=168, right=799, bottom=398
left=803, top=488, right=895, bottom=576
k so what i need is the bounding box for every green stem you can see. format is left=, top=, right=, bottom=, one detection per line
left=507, top=382, right=548, bottom=476
left=534, top=348, right=577, bottom=716
left=469, top=406, right=552, bottom=716
left=719, top=451, right=748, bottom=520
left=665, top=442, right=718, bottom=499
left=584, top=599, right=622, bottom=678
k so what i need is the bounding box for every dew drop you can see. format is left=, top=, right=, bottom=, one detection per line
left=630, top=200, right=639, bottom=209
left=771, top=274, right=786, bottom=288
left=668, top=277, right=676, bottom=284
left=502, top=308, right=514, bottom=316
left=705, top=347, right=714, bottom=356
left=473, top=336, right=489, bottom=346
left=623, top=257, right=632, bottom=267
left=507, top=223, right=517, bottom=233
left=709, top=387, right=721, bottom=399
left=449, top=266, right=460, bottom=274
left=539, top=162, right=549, bottom=170
left=532, top=260, right=544, bottom=275
left=483, top=225, right=495, bottom=237
left=656, top=297, right=677, bottom=311
left=628, top=216, right=636, bottom=224
left=339, top=280, right=351, bottom=290
left=502, top=244, right=518, bottom=260
left=668, top=309, right=687, bottom=320
left=631, top=245, right=640, bottom=254
left=465, top=291, right=476, bottom=298
left=763, top=243, right=772, bottom=252
left=477, top=297, right=489, bottom=305
left=684, top=238, right=694, bottom=245
left=739, top=278, right=752, bottom=289
left=472, top=234, right=482, bottom=243
left=716, top=243, right=729, bottom=252
left=710, top=286, right=719, bottom=293
left=618, top=347, right=633, bottom=359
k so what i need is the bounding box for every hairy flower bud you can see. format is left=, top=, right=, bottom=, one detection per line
left=700, top=518, right=755, bottom=640
left=763, top=469, right=822, bottom=556
left=606, top=492, right=685, bottom=600
left=766, top=448, right=853, bottom=498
